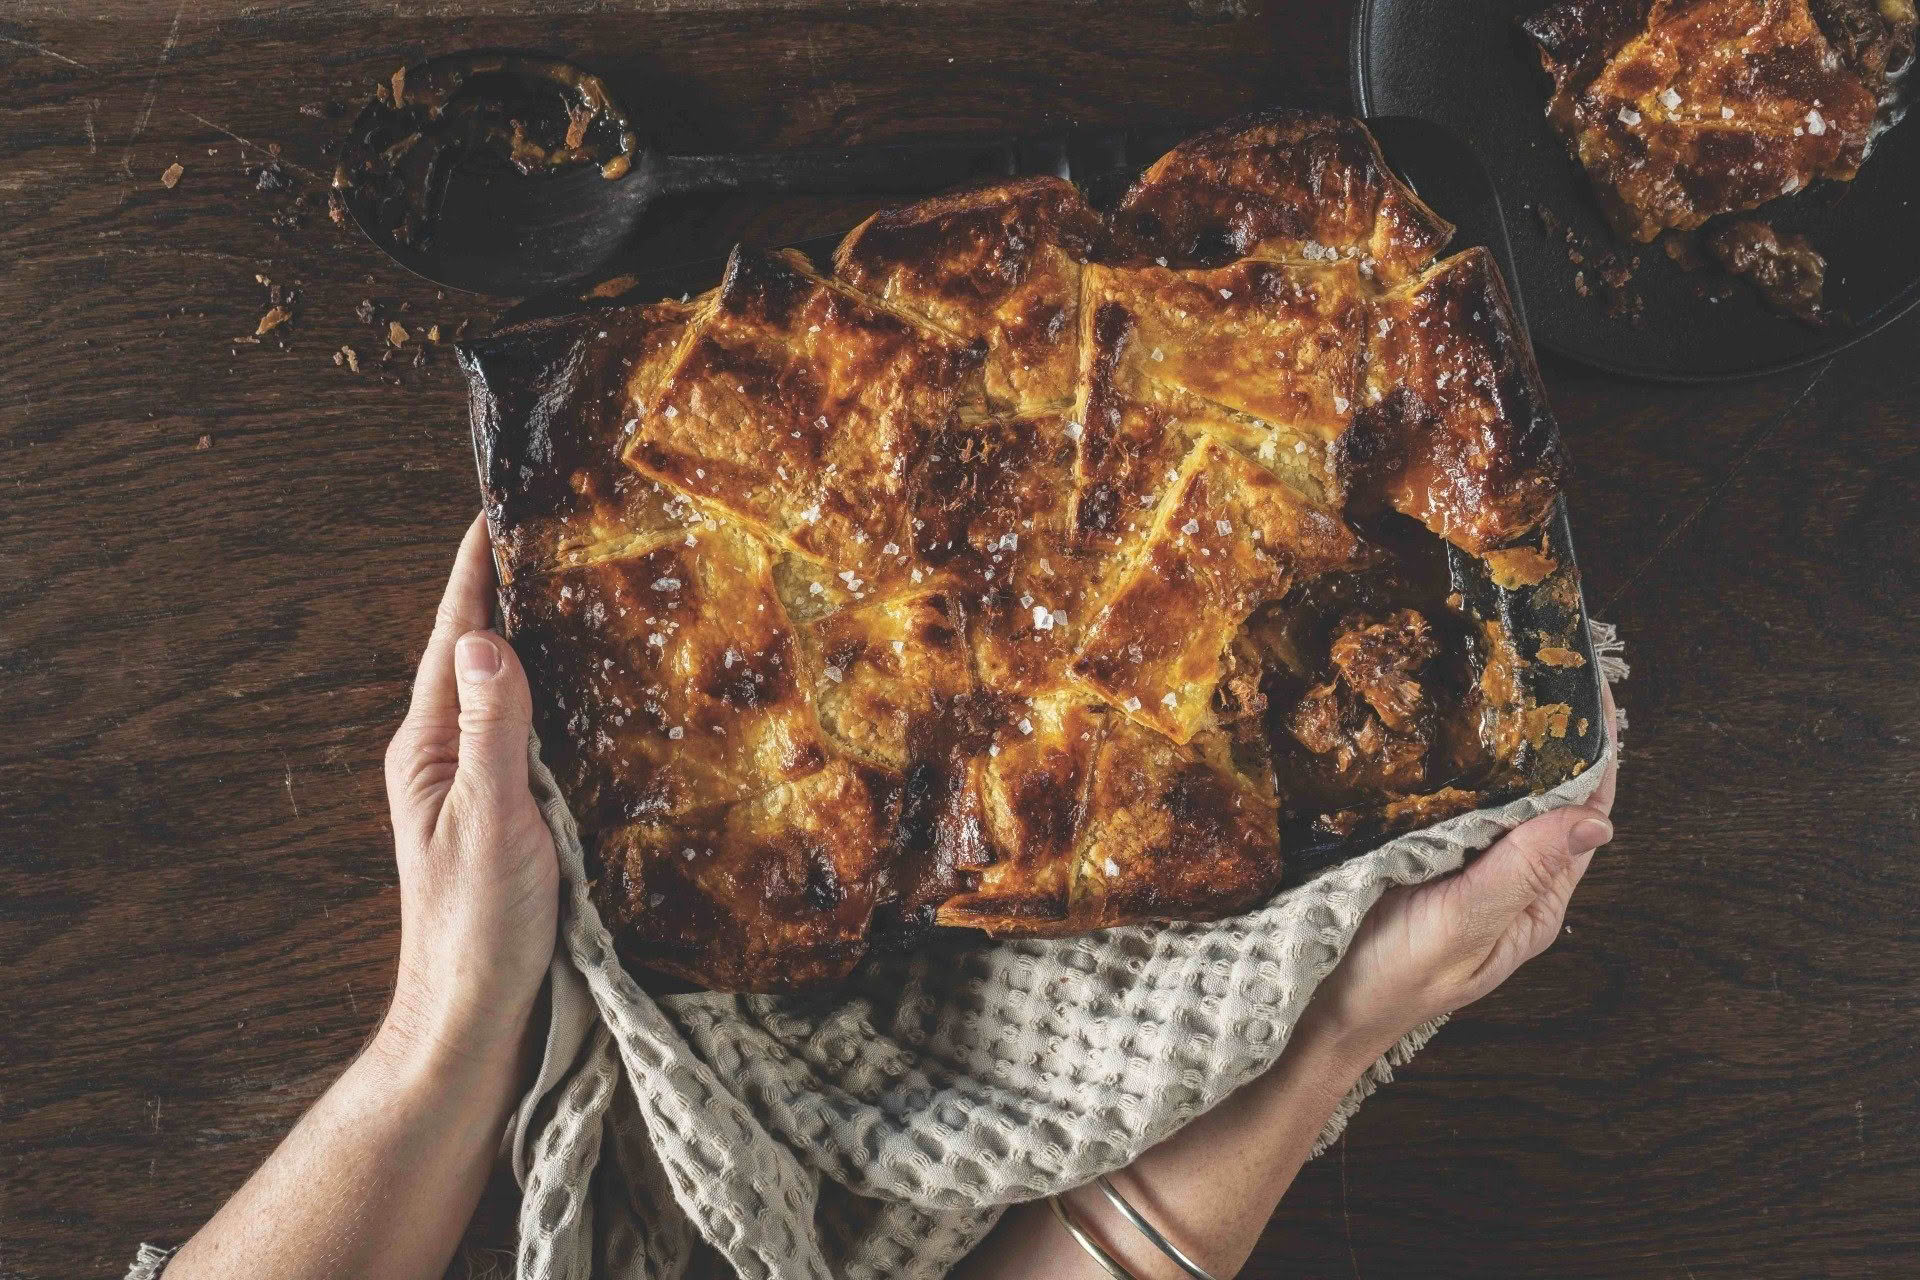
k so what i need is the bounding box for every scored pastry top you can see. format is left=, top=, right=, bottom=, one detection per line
left=464, top=109, right=1567, bottom=992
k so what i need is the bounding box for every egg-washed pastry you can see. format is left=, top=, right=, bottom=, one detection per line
left=461, top=111, right=1576, bottom=991
left=1520, top=0, right=1900, bottom=242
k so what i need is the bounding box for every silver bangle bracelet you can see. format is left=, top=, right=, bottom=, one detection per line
left=1048, top=1192, right=1137, bottom=1278
left=1094, top=1176, right=1220, bottom=1280
left=1046, top=1179, right=1222, bottom=1280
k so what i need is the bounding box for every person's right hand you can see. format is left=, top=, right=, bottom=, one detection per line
left=380, top=513, right=559, bottom=1067
left=1304, top=684, right=1620, bottom=1062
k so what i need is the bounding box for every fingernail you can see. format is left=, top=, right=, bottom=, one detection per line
left=1568, top=817, right=1613, bottom=856
left=456, top=633, right=501, bottom=683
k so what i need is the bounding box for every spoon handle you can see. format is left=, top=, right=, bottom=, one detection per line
left=652, top=138, right=1070, bottom=198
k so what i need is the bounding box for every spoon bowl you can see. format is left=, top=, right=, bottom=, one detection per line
left=339, top=50, right=1056, bottom=296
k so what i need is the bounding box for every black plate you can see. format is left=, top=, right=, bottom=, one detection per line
left=1351, top=0, right=1920, bottom=382
left=461, top=115, right=1608, bottom=897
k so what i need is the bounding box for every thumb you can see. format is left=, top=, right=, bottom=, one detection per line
left=453, top=631, right=534, bottom=806
left=1456, top=803, right=1613, bottom=945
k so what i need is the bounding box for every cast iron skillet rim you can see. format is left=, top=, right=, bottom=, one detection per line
left=1347, top=0, right=1920, bottom=384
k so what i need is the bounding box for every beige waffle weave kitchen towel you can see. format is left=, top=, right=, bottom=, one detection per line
left=500, top=624, right=1624, bottom=1280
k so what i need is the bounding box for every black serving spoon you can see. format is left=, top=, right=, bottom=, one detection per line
left=338, top=50, right=1080, bottom=297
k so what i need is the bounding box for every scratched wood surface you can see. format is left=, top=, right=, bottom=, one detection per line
left=2, top=3, right=1916, bottom=1277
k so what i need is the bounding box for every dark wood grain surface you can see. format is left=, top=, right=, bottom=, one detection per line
left=2, top=3, right=1915, bottom=1277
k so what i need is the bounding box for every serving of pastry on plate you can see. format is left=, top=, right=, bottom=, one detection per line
left=1521, top=0, right=1915, bottom=320
left=461, top=111, right=1580, bottom=992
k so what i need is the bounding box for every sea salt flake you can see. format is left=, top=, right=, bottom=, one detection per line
left=1805, top=108, right=1826, bottom=135
left=1218, top=287, right=1233, bottom=299
left=825, top=666, right=844, bottom=684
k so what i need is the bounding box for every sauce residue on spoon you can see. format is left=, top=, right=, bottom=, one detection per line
left=336, top=55, right=638, bottom=252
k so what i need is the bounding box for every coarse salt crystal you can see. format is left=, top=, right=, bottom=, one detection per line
left=891, top=640, right=905, bottom=655
left=1216, top=519, right=1232, bottom=535
left=1051, top=609, right=1067, bottom=628
left=652, top=577, right=681, bottom=591
left=668, top=726, right=684, bottom=740
left=1019, top=717, right=1033, bottom=735
left=1161, top=692, right=1177, bottom=708
left=1181, top=518, right=1200, bottom=535
left=1103, top=858, right=1120, bottom=877
left=1618, top=106, right=1641, bottom=126
left=1805, top=108, right=1825, bottom=135
left=1219, top=287, right=1233, bottom=299
left=1658, top=87, right=1681, bottom=110
left=663, top=404, right=678, bottom=419
left=1333, top=395, right=1349, bottom=414
left=1151, top=347, right=1165, bottom=362
left=1123, top=696, right=1142, bottom=712
left=825, top=667, right=843, bottom=684
left=1033, top=605, right=1054, bottom=631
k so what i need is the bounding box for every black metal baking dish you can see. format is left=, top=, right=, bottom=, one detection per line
left=457, top=117, right=1608, bottom=893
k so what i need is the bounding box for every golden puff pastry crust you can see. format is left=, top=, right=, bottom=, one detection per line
left=1110, top=109, right=1456, bottom=284
left=464, top=113, right=1568, bottom=991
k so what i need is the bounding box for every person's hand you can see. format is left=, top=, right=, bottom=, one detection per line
left=379, top=514, right=558, bottom=1066
left=1304, top=685, right=1620, bottom=1063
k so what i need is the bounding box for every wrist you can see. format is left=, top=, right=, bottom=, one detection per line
left=1287, top=1002, right=1403, bottom=1088
left=380, top=954, right=544, bottom=1081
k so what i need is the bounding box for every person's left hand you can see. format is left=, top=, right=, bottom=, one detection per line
left=380, top=514, right=559, bottom=1065
left=1303, top=684, right=1620, bottom=1064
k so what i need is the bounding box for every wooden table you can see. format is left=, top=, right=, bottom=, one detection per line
left=3, top=4, right=1916, bottom=1277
